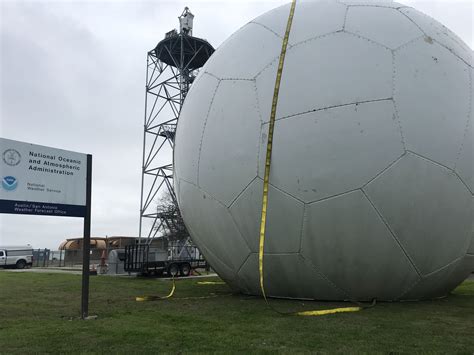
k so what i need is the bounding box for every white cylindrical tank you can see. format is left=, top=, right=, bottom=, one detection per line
left=107, top=249, right=126, bottom=275
left=174, top=0, right=473, bottom=301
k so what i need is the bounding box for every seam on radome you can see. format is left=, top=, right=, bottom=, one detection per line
left=228, top=176, right=258, bottom=209
left=250, top=21, right=284, bottom=40
left=393, top=35, right=424, bottom=52
left=196, top=80, right=221, bottom=187
left=235, top=252, right=253, bottom=276
left=363, top=152, right=406, bottom=188
left=306, top=188, right=360, bottom=205
left=406, top=151, right=473, bottom=195
left=342, top=5, right=349, bottom=31
left=253, top=80, right=265, bottom=179
left=453, top=66, right=472, bottom=171
left=391, top=54, right=407, bottom=150
left=204, top=71, right=221, bottom=81
left=361, top=188, right=423, bottom=277
left=276, top=97, right=392, bottom=122
left=299, top=253, right=353, bottom=300
left=343, top=30, right=392, bottom=51
left=397, top=8, right=472, bottom=67
left=298, top=204, right=307, bottom=254
left=219, top=78, right=254, bottom=81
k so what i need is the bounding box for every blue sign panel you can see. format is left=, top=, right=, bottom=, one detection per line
left=0, top=199, right=86, bottom=217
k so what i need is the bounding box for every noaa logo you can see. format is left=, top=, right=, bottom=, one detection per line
left=2, top=149, right=21, bottom=166
left=2, top=176, right=18, bottom=191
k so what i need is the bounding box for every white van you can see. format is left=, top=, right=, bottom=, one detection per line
left=0, top=246, right=33, bottom=269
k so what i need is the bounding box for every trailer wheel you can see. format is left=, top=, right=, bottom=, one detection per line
left=180, top=263, right=191, bottom=277
left=16, top=260, right=26, bottom=269
left=168, top=263, right=179, bottom=277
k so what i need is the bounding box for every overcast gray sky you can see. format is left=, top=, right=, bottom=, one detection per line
left=0, top=0, right=472, bottom=250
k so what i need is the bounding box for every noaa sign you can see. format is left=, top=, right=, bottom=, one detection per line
left=0, top=138, right=87, bottom=217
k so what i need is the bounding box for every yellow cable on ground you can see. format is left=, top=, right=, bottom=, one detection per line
left=136, top=279, right=230, bottom=302
left=296, top=307, right=361, bottom=316
left=258, top=0, right=366, bottom=317
left=135, top=278, right=176, bottom=302
left=197, top=281, right=226, bottom=285
left=170, top=293, right=232, bottom=300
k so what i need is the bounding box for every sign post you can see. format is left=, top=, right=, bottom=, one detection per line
left=0, top=138, right=92, bottom=319
left=81, top=154, right=92, bottom=319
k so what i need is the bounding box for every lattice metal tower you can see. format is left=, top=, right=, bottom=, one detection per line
left=139, top=7, right=214, bottom=243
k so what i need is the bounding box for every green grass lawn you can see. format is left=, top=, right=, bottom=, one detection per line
left=0, top=271, right=473, bottom=353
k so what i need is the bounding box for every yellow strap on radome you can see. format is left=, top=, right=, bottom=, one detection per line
left=259, top=0, right=297, bottom=303
left=135, top=278, right=176, bottom=302
left=258, top=0, right=363, bottom=317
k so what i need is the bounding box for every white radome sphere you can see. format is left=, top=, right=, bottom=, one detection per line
left=174, top=0, right=473, bottom=301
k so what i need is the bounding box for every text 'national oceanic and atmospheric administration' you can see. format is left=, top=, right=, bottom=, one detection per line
left=28, top=151, right=82, bottom=176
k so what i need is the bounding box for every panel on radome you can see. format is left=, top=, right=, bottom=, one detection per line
left=345, top=6, right=423, bottom=49
left=177, top=180, right=250, bottom=274
left=229, top=178, right=304, bottom=253
left=468, top=224, right=474, bottom=254
left=302, top=190, right=419, bottom=301
left=263, top=32, right=393, bottom=120
left=182, top=215, right=238, bottom=289
left=185, top=215, right=238, bottom=287
left=199, top=80, right=261, bottom=206
left=236, top=253, right=260, bottom=296
left=174, top=74, right=219, bottom=188
left=194, top=240, right=240, bottom=291
left=258, top=100, right=404, bottom=202
left=237, top=253, right=346, bottom=300
left=400, top=7, right=472, bottom=66
left=252, top=1, right=346, bottom=46
left=255, top=60, right=278, bottom=125
left=201, top=23, right=282, bottom=80
left=455, top=75, right=473, bottom=194
left=365, top=153, right=473, bottom=275
left=401, top=256, right=474, bottom=300
left=394, top=39, right=470, bottom=169
left=251, top=3, right=290, bottom=40
left=288, top=1, right=346, bottom=45
left=441, top=255, right=474, bottom=292
left=456, top=124, right=473, bottom=194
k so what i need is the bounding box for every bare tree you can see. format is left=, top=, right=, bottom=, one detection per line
left=155, top=192, right=189, bottom=242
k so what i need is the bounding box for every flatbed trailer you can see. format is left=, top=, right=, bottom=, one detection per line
left=124, top=244, right=207, bottom=277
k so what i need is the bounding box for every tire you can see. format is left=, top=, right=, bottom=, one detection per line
left=180, top=263, right=191, bottom=277
left=168, top=263, right=179, bottom=277
left=16, top=260, right=26, bottom=269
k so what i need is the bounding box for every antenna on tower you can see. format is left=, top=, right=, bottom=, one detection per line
left=179, top=7, right=194, bottom=35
